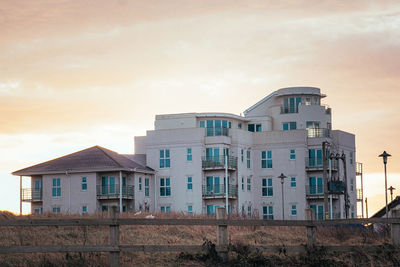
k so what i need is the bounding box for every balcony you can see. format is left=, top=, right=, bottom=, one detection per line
left=280, top=106, right=298, bottom=114
left=356, top=162, right=363, bottom=175
left=328, top=181, right=345, bottom=194
left=202, top=156, right=238, bottom=170
left=307, top=128, right=330, bottom=138
left=205, top=127, right=229, bottom=137
left=21, top=188, right=42, bottom=202
left=202, top=184, right=238, bottom=199
left=305, top=158, right=338, bottom=171
left=96, top=185, right=134, bottom=199
left=357, top=189, right=363, bottom=201
left=306, top=184, right=324, bottom=198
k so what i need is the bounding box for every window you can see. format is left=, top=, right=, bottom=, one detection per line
left=241, top=149, right=244, bottom=162
left=82, top=206, right=87, bottom=214
left=34, top=208, right=41, bottom=214
left=282, top=122, right=297, bottom=131
left=261, top=151, right=272, bottom=168
left=262, top=178, right=273, bottom=196
left=350, top=178, right=354, bottom=191
left=145, top=178, right=150, bottom=197
left=256, top=124, right=262, bottom=132
left=160, top=178, right=171, bottom=196
left=248, top=124, right=255, bottom=132
left=290, top=177, right=296, bottom=188
left=305, top=97, right=311, bottom=105
left=247, top=206, right=252, bottom=217
left=290, top=149, right=296, bottom=160
left=139, top=177, right=142, bottom=191
left=102, top=205, right=108, bottom=212
left=52, top=207, right=61, bottom=214
left=291, top=205, right=297, bottom=216
left=228, top=122, right=232, bottom=128
left=309, top=177, right=323, bottom=195
left=188, top=205, right=193, bottom=214
left=241, top=177, right=244, bottom=191
left=101, top=176, right=115, bottom=195
left=206, top=176, right=221, bottom=194
left=187, top=177, right=193, bottom=190
left=52, top=178, right=61, bottom=197
left=263, top=206, right=274, bottom=220
left=247, top=178, right=251, bottom=191
left=199, top=121, right=205, bottom=128
left=160, top=149, right=170, bottom=168
left=205, top=120, right=229, bottom=136
left=187, top=148, right=192, bottom=161
left=350, top=152, right=353, bottom=165
left=283, top=97, right=301, bottom=113
left=160, top=206, right=171, bottom=213
left=238, top=123, right=242, bottom=129
left=308, top=149, right=322, bottom=167
left=306, top=121, right=320, bottom=129
left=246, top=150, right=250, bottom=168
left=81, top=177, right=87, bottom=191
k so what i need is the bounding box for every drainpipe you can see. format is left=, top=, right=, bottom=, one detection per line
left=225, top=153, right=228, bottom=215
left=119, top=171, right=123, bottom=213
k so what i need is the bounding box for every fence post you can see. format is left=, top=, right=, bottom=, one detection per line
left=391, top=208, right=400, bottom=245
left=216, top=207, right=228, bottom=261
left=109, top=206, right=120, bottom=267
left=305, top=208, right=316, bottom=249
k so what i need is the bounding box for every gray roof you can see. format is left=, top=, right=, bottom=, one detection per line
left=123, top=154, right=146, bottom=166
left=12, top=146, right=154, bottom=176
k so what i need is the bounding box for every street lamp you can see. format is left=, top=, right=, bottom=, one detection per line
left=388, top=186, right=396, bottom=202
left=379, top=151, right=391, bottom=219
left=278, top=173, right=287, bottom=220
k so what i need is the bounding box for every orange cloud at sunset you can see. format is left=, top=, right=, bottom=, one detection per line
left=1, top=0, right=400, bottom=214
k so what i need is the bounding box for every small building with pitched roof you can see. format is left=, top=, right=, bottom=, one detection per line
left=13, top=146, right=155, bottom=214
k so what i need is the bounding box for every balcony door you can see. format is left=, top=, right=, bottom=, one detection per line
left=309, top=149, right=322, bottom=166
left=309, top=177, right=323, bottom=195
left=102, top=176, right=116, bottom=195
left=310, top=204, right=324, bottom=220
left=206, top=176, right=220, bottom=194
left=33, top=180, right=42, bottom=199
left=206, top=148, right=219, bottom=162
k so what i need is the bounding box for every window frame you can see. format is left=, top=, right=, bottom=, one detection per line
left=187, top=148, right=192, bottom=162
left=263, top=206, right=274, bottom=220
left=262, top=178, right=273, bottom=196
left=144, top=178, right=150, bottom=197
left=52, top=178, right=61, bottom=198
left=290, top=149, right=296, bottom=160
left=160, top=177, right=171, bottom=197
left=81, top=177, right=87, bottom=191
left=159, top=149, right=170, bottom=168
left=187, top=177, right=193, bottom=190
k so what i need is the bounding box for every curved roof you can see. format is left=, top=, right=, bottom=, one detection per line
left=12, top=146, right=154, bottom=176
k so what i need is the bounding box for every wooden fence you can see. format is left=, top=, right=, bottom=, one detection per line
left=1, top=207, right=400, bottom=267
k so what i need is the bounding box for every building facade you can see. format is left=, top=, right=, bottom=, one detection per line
left=14, top=87, right=360, bottom=220
left=135, top=86, right=358, bottom=219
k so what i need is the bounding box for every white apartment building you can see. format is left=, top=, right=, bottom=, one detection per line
left=14, top=87, right=360, bottom=220
left=135, top=86, right=358, bottom=220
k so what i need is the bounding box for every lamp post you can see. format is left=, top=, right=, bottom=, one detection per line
left=278, top=173, right=287, bottom=220
left=379, top=151, right=391, bottom=219
left=388, top=186, right=396, bottom=202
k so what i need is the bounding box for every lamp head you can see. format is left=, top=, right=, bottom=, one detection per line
left=379, top=151, right=391, bottom=164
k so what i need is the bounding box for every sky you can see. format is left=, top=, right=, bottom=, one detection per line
left=1, top=0, right=400, bottom=216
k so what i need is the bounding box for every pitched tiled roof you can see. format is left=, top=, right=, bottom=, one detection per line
left=123, top=154, right=146, bottom=166
left=12, top=146, right=153, bottom=176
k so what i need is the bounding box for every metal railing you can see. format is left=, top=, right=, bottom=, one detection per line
left=307, top=128, right=330, bottom=138
left=202, top=156, right=238, bottom=169
left=21, top=188, right=42, bottom=201
left=356, top=162, right=363, bottom=175
left=305, top=158, right=338, bottom=169
left=357, top=189, right=363, bottom=201
left=305, top=185, right=324, bottom=196
left=96, top=185, right=134, bottom=198
left=280, top=106, right=298, bottom=114
left=205, top=127, right=229, bottom=137
left=202, top=184, right=238, bottom=197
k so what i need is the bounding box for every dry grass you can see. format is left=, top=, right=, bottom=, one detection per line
left=0, top=211, right=396, bottom=266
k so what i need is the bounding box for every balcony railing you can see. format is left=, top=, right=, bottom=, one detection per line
left=307, top=128, right=330, bottom=138
left=205, top=127, right=229, bottom=137
left=357, top=189, right=363, bottom=201
left=96, top=185, right=134, bottom=198
left=202, top=184, right=238, bottom=198
left=202, top=156, right=238, bottom=169
left=305, top=158, right=338, bottom=170
left=280, top=106, right=298, bottom=114
left=21, top=188, right=42, bottom=202
left=356, top=162, right=363, bottom=175
left=306, top=184, right=324, bottom=196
